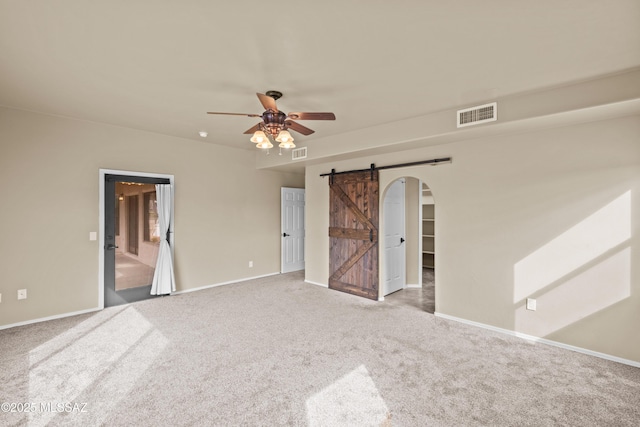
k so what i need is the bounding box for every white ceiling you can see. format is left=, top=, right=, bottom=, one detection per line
left=1, top=1, right=639, bottom=150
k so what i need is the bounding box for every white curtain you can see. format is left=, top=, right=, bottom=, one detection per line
left=151, top=184, right=176, bottom=295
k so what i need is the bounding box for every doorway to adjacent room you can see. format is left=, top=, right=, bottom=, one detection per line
left=100, top=170, right=174, bottom=308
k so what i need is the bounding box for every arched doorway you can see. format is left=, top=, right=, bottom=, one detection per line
left=381, top=176, right=435, bottom=314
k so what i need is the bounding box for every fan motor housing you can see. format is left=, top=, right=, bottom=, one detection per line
left=263, top=110, right=287, bottom=136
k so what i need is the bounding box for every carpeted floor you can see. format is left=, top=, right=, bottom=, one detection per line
left=1, top=271, right=638, bottom=426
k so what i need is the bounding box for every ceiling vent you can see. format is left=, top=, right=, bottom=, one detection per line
left=457, top=102, right=497, bottom=128
left=292, top=146, right=307, bottom=160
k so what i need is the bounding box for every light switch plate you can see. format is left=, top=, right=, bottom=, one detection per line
left=526, top=298, right=536, bottom=311
left=89, top=231, right=97, bottom=241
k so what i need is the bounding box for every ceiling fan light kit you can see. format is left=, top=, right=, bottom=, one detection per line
left=255, top=140, right=274, bottom=149
left=249, top=130, right=268, bottom=144
left=275, top=130, right=295, bottom=148
left=207, top=91, right=336, bottom=151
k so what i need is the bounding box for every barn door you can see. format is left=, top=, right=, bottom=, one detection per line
left=329, top=170, right=379, bottom=300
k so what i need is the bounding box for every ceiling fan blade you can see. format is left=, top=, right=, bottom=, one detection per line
left=285, top=120, right=315, bottom=136
left=242, top=123, right=262, bottom=135
left=207, top=112, right=262, bottom=117
left=287, top=112, right=335, bottom=120
left=257, top=93, right=278, bottom=111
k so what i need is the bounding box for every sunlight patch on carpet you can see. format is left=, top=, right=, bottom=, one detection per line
left=28, top=307, right=168, bottom=426
left=306, top=365, right=390, bottom=426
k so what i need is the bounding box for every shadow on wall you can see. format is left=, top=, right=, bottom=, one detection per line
left=514, top=191, right=632, bottom=337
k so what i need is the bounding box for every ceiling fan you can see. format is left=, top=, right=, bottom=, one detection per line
left=207, top=91, right=336, bottom=149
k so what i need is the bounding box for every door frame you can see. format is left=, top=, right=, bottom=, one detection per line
left=98, top=169, right=175, bottom=309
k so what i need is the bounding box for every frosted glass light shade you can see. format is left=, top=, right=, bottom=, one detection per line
left=278, top=140, right=296, bottom=148
left=276, top=130, right=295, bottom=148
left=275, top=130, right=293, bottom=143
left=256, top=140, right=273, bottom=149
left=250, top=130, right=268, bottom=144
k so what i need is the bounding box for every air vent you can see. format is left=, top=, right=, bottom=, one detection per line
left=457, top=102, right=497, bottom=128
left=292, top=147, right=307, bottom=160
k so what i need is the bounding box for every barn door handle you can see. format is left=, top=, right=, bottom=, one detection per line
left=283, top=233, right=290, bottom=237
left=105, top=244, right=118, bottom=250
left=369, top=229, right=373, bottom=242
left=400, top=237, right=405, bottom=244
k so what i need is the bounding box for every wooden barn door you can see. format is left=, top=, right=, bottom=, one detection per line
left=329, top=170, right=379, bottom=300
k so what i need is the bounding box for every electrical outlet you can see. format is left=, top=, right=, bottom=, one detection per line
left=526, top=298, right=536, bottom=311
left=248, top=261, right=253, bottom=268
left=0, top=293, right=2, bottom=303
left=18, top=289, right=27, bottom=300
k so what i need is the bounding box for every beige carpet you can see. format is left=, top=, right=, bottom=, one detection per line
left=1, top=271, right=639, bottom=426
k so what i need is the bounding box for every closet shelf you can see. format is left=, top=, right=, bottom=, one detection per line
left=422, top=193, right=435, bottom=270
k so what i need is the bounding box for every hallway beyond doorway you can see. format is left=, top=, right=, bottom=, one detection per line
left=115, top=253, right=155, bottom=291
left=384, top=267, right=434, bottom=312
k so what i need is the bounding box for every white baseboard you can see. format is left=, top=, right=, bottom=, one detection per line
left=172, top=272, right=280, bottom=295
left=0, top=272, right=281, bottom=331
left=0, top=307, right=101, bottom=331
left=434, top=312, right=640, bottom=368
left=304, top=280, right=328, bottom=288
left=405, top=284, right=421, bottom=289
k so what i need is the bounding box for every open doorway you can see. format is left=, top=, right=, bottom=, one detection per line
left=115, top=183, right=160, bottom=291
left=101, top=171, right=174, bottom=308
left=382, top=177, right=435, bottom=314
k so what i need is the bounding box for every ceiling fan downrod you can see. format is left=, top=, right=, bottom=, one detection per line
left=265, top=90, right=283, bottom=101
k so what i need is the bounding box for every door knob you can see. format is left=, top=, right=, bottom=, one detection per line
left=400, top=237, right=405, bottom=244
left=283, top=233, right=290, bottom=237
left=106, top=244, right=119, bottom=250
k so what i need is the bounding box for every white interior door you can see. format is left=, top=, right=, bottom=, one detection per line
left=281, top=187, right=305, bottom=273
left=383, top=179, right=406, bottom=296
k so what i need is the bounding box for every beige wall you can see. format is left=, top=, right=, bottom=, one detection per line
left=305, top=115, right=640, bottom=363
left=0, top=107, right=303, bottom=327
